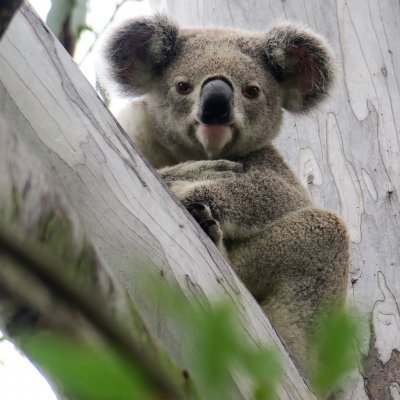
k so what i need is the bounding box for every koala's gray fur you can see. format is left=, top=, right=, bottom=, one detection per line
left=99, top=15, right=349, bottom=372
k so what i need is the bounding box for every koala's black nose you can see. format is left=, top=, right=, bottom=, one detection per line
left=197, top=78, right=233, bottom=125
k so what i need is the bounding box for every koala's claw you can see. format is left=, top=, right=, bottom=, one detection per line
left=187, top=202, right=210, bottom=222
left=187, top=203, right=224, bottom=248
left=200, top=219, right=224, bottom=248
left=199, top=218, right=220, bottom=239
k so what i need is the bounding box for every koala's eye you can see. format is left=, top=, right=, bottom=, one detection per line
left=243, top=85, right=261, bottom=99
left=176, top=81, right=193, bottom=95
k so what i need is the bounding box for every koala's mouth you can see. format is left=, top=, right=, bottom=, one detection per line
left=194, top=123, right=233, bottom=159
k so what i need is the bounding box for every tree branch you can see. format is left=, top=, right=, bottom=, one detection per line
left=0, top=224, right=186, bottom=400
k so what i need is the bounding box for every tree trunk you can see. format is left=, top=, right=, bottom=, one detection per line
left=0, top=3, right=315, bottom=399
left=149, top=0, right=400, bottom=399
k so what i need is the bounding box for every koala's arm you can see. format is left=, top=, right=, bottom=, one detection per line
left=158, top=159, right=243, bottom=181
left=169, top=167, right=311, bottom=240
left=162, top=146, right=311, bottom=239
left=180, top=171, right=311, bottom=231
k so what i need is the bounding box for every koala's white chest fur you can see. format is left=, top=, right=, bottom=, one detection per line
left=117, top=100, right=177, bottom=167
left=99, top=15, right=349, bottom=373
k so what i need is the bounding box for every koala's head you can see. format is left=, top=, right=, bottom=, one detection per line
left=99, top=16, right=335, bottom=160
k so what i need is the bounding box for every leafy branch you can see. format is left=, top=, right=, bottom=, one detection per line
left=0, top=224, right=185, bottom=399
left=0, top=221, right=361, bottom=399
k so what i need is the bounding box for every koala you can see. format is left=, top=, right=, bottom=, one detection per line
left=98, top=15, right=349, bottom=372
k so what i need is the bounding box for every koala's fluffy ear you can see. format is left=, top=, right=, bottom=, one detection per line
left=264, top=22, right=336, bottom=112
left=98, top=15, right=178, bottom=96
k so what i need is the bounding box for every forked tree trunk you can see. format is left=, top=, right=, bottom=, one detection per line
left=0, top=3, right=315, bottom=400
left=149, top=0, right=400, bottom=399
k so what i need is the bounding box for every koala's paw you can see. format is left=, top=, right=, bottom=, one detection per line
left=187, top=202, right=226, bottom=255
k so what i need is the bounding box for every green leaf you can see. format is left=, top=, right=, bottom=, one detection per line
left=310, top=310, right=360, bottom=397
left=24, top=333, right=153, bottom=400
left=241, top=348, right=282, bottom=400
left=145, top=277, right=284, bottom=400
left=194, top=305, right=238, bottom=397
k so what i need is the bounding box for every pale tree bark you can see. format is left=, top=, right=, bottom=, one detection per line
left=149, top=0, right=400, bottom=399
left=0, top=3, right=316, bottom=400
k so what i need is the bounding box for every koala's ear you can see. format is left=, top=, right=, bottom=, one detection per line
left=98, top=15, right=178, bottom=96
left=264, top=22, right=336, bottom=112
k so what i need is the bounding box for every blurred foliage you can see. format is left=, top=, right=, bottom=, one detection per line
left=45, top=0, right=143, bottom=56
left=46, top=0, right=89, bottom=55
left=310, top=310, right=361, bottom=397
left=46, top=0, right=85, bottom=36
left=25, top=334, right=153, bottom=400
left=24, top=275, right=362, bottom=400
left=45, top=0, right=142, bottom=104
left=146, top=278, right=283, bottom=399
